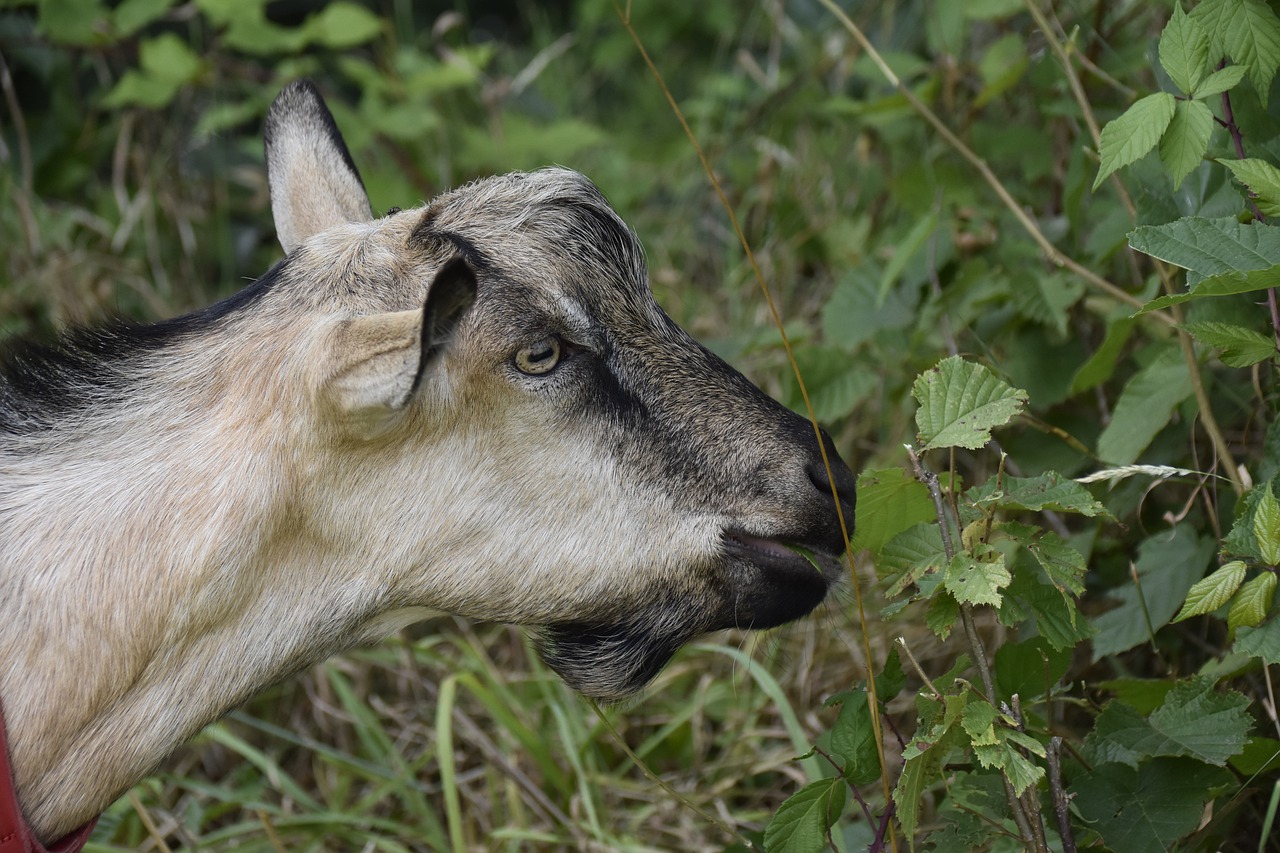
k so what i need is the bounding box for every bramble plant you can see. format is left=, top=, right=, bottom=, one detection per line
left=762, top=0, right=1280, bottom=850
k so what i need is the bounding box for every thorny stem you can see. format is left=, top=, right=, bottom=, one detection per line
left=1047, top=738, right=1079, bottom=853
left=814, top=0, right=1174, bottom=324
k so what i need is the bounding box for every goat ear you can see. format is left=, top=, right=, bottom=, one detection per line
left=321, top=257, right=478, bottom=436
left=265, top=79, right=372, bottom=254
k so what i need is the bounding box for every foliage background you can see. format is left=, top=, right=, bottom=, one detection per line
left=2, top=0, right=1279, bottom=850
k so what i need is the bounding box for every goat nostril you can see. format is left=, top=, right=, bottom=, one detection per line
left=805, top=431, right=858, bottom=509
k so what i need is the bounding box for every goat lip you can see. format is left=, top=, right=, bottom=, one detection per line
left=722, top=530, right=842, bottom=580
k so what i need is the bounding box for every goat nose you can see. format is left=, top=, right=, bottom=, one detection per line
left=805, top=428, right=857, bottom=512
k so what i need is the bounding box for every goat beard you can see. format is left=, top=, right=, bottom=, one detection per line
left=534, top=598, right=711, bottom=701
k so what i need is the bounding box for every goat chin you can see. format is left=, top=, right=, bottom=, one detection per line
left=537, top=544, right=842, bottom=701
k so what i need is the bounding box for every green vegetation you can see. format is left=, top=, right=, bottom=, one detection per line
left=3, top=0, right=1280, bottom=849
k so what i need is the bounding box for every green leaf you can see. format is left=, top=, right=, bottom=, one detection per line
left=1129, top=216, right=1280, bottom=284
left=763, top=778, right=847, bottom=853
left=966, top=472, right=1112, bottom=518
left=878, top=211, right=937, bottom=304
left=1219, top=157, right=1280, bottom=219
left=1023, top=530, right=1089, bottom=596
left=37, top=0, right=104, bottom=44
left=1071, top=314, right=1136, bottom=393
left=944, top=550, right=1011, bottom=608
left=925, top=590, right=960, bottom=640
left=1093, top=92, right=1177, bottom=190
left=994, top=636, right=1072, bottom=701
left=1172, top=561, right=1248, bottom=621
left=912, top=356, right=1028, bottom=451
left=1180, top=320, right=1276, bottom=367
left=851, top=467, right=936, bottom=554
left=1159, top=99, right=1214, bottom=189
left=1193, top=63, right=1249, bottom=99
left=878, top=522, right=947, bottom=595
left=1191, top=0, right=1280, bottom=102
left=1088, top=677, right=1252, bottom=767
left=1159, top=4, right=1209, bottom=94
left=972, top=731, right=1046, bottom=795
left=1225, top=484, right=1274, bottom=560
left=1256, top=488, right=1280, bottom=564
left=1234, top=614, right=1280, bottom=664
left=1228, top=572, right=1277, bottom=629
left=1095, top=349, right=1194, bottom=465
left=1071, top=758, right=1234, bottom=853
left=894, top=704, right=965, bottom=839
left=975, top=33, right=1028, bottom=107
left=1092, top=525, right=1216, bottom=659
left=828, top=690, right=881, bottom=786
left=112, top=0, right=172, bottom=38
left=300, top=1, right=382, bottom=49
left=961, top=699, right=1000, bottom=746
left=103, top=34, right=204, bottom=109
left=1007, top=574, right=1094, bottom=651
left=786, top=346, right=876, bottom=423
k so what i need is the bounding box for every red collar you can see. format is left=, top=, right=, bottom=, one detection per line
left=0, top=699, right=96, bottom=853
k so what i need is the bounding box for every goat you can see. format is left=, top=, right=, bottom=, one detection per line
left=0, top=80, right=857, bottom=847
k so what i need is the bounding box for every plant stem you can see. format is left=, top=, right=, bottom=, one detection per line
left=814, top=0, right=1174, bottom=325
left=1047, top=737, right=1078, bottom=853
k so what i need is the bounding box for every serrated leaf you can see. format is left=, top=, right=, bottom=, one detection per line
left=967, top=472, right=1112, bottom=518
left=851, top=467, right=936, bottom=554
left=1254, top=488, right=1280, bottom=564
left=1228, top=572, right=1277, bottom=629
left=1191, top=0, right=1280, bottom=102
left=878, top=522, right=947, bottom=595
left=1084, top=677, right=1252, bottom=766
left=1094, top=92, right=1177, bottom=190
left=1129, top=216, right=1280, bottom=284
left=829, top=690, right=881, bottom=786
left=944, top=551, right=1011, bottom=607
left=1234, top=614, right=1280, bottom=663
left=894, top=710, right=965, bottom=839
left=762, top=777, right=847, bottom=853
left=1193, top=62, right=1249, bottom=98
left=1096, top=349, right=1194, bottom=465
left=1139, top=266, right=1280, bottom=311
left=961, top=699, right=1000, bottom=746
left=1173, top=561, right=1248, bottom=621
left=1024, top=530, right=1089, bottom=596
left=913, top=356, right=1028, bottom=451
left=972, top=733, right=1046, bottom=795
left=1218, top=157, right=1280, bottom=219
left=1159, top=4, right=1209, bottom=93
left=1007, top=573, right=1094, bottom=650
left=1071, top=758, right=1234, bottom=853
left=1180, top=320, right=1276, bottom=367
left=1159, top=99, right=1214, bottom=189
left=1224, top=484, right=1272, bottom=560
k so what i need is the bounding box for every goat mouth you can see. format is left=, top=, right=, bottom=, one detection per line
left=720, top=529, right=841, bottom=628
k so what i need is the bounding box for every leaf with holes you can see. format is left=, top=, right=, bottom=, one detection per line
left=967, top=472, right=1112, bottom=518
left=944, top=550, right=1011, bottom=608
left=913, top=356, right=1027, bottom=451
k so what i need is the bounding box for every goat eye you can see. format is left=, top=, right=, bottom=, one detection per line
left=514, top=336, right=562, bottom=375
